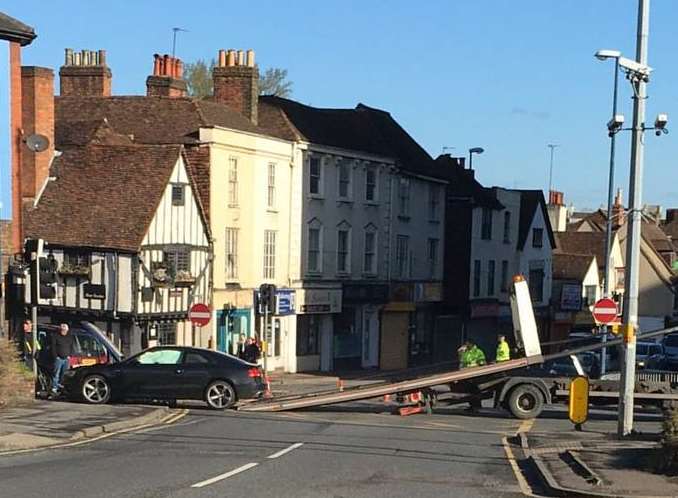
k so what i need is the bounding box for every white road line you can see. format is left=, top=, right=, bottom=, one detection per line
left=266, top=442, right=303, bottom=459
left=191, top=462, right=259, bottom=488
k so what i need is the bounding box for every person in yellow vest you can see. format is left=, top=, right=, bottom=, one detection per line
left=458, top=340, right=486, bottom=368
left=496, top=335, right=511, bottom=362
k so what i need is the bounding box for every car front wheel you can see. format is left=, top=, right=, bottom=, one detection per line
left=205, top=380, right=236, bottom=410
left=81, top=375, right=111, bottom=404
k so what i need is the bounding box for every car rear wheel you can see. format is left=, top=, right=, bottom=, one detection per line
left=507, top=384, right=544, bottom=419
left=82, top=375, right=111, bottom=404
left=205, top=380, right=236, bottom=410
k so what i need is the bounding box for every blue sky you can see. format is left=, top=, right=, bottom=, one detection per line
left=1, top=1, right=677, bottom=217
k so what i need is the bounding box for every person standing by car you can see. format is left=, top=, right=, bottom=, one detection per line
left=50, top=323, right=74, bottom=395
left=496, top=335, right=511, bottom=362
left=243, top=337, right=261, bottom=364
left=236, top=333, right=247, bottom=359
left=459, top=340, right=486, bottom=368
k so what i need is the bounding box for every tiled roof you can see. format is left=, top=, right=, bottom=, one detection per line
left=183, top=146, right=211, bottom=223
left=516, top=190, right=556, bottom=250
left=55, top=96, right=261, bottom=146
left=0, top=12, right=36, bottom=46
left=259, top=96, right=450, bottom=181
left=552, top=253, right=596, bottom=281
left=25, top=144, right=182, bottom=252
left=56, top=118, right=134, bottom=147
left=554, top=231, right=607, bottom=268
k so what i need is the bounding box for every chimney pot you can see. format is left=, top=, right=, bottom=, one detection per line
left=98, top=49, right=106, bottom=66
left=153, top=54, right=160, bottom=76
left=59, top=47, right=112, bottom=96
left=163, top=55, right=170, bottom=76
left=246, top=49, right=255, bottom=67
left=237, top=50, right=245, bottom=66
left=176, top=59, right=183, bottom=79
left=219, top=49, right=226, bottom=68
left=65, top=48, right=73, bottom=66
left=226, top=50, right=235, bottom=66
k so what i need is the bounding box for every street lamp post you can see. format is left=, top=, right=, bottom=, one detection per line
left=468, top=147, right=484, bottom=170
left=595, top=49, right=622, bottom=376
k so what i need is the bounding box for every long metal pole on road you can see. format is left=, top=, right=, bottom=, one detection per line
left=618, top=0, right=650, bottom=438
left=600, top=56, right=620, bottom=376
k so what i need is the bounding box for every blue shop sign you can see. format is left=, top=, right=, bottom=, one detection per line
left=276, top=289, right=296, bottom=315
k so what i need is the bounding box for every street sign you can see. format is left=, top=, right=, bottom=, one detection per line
left=592, top=298, right=618, bottom=324
left=275, top=289, right=295, bottom=315
left=189, top=303, right=211, bottom=327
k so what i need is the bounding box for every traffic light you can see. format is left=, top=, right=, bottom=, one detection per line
left=39, top=255, right=58, bottom=300
left=258, top=284, right=277, bottom=313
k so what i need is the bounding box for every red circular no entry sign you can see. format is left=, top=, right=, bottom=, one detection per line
left=592, top=298, right=618, bottom=324
left=189, top=303, right=211, bottom=327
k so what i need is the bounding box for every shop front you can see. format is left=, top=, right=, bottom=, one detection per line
left=342, top=283, right=389, bottom=369
left=295, top=287, right=342, bottom=372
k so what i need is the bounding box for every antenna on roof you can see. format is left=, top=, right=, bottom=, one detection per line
left=171, top=27, right=188, bottom=58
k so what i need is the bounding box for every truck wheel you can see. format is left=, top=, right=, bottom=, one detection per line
left=507, top=384, right=544, bottom=419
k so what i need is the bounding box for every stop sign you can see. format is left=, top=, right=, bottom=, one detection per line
left=189, top=303, right=211, bottom=327
left=592, top=298, right=618, bottom=324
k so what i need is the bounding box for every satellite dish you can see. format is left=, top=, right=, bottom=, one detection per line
left=24, top=134, right=50, bottom=153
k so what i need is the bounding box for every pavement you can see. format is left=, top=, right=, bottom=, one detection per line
left=0, top=400, right=173, bottom=452
left=511, top=408, right=677, bottom=497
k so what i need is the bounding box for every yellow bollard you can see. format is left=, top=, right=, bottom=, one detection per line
left=569, top=376, right=589, bottom=430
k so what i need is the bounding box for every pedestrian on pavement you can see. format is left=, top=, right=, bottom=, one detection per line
left=243, top=337, right=261, bottom=364
left=236, top=333, right=247, bottom=359
left=50, top=323, right=74, bottom=395
left=22, top=319, right=33, bottom=368
left=459, top=340, right=486, bottom=368
left=496, top=335, right=511, bottom=362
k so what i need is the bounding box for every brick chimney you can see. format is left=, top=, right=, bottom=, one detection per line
left=146, top=54, right=187, bottom=97
left=21, top=66, right=54, bottom=209
left=612, top=188, right=625, bottom=228
left=212, top=49, right=258, bottom=124
left=59, top=48, right=111, bottom=97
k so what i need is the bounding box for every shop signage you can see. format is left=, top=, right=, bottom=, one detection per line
left=470, top=302, right=500, bottom=318
left=342, top=284, right=389, bottom=304
left=275, top=289, right=296, bottom=316
left=414, top=283, right=442, bottom=302
left=298, top=289, right=342, bottom=314
left=560, top=283, right=582, bottom=311
left=83, top=284, right=105, bottom=300
left=390, top=283, right=413, bottom=302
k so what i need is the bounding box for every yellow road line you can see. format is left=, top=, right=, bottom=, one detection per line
left=502, top=436, right=537, bottom=497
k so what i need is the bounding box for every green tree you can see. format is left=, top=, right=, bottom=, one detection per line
left=259, top=67, right=293, bottom=98
left=184, top=59, right=214, bottom=97
left=184, top=59, right=292, bottom=98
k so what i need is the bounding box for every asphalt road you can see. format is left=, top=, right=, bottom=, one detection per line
left=0, top=399, right=532, bottom=498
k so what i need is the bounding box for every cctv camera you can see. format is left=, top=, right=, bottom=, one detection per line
left=655, top=113, right=668, bottom=130
left=607, top=114, right=625, bottom=132
left=618, top=57, right=652, bottom=78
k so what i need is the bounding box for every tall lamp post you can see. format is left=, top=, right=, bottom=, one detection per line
left=594, top=49, right=622, bottom=376
left=468, top=147, right=484, bottom=169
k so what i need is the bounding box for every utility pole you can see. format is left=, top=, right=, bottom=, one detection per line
left=618, top=0, right=650, bottom=437
left=547, top=144, right=559, bottom=194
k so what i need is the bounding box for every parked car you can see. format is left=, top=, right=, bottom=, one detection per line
left=663, top=334, right=678, bottom=368
left=34, top=322, right=122, bottom=369
left=62, top=346, right=266, bottom=409
left=636, top=341, right=663, bottom=369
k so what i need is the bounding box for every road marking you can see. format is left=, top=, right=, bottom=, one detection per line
left=502, top=436, right=537, bottom=497
left=518, top=419, right=534, bottom=434
left=191, top=462, right=259, bottom=488
left=266, top=442, right=303, bottom=459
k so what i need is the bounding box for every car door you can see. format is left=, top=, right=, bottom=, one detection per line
left=178, top=351, right=214, bottom=399
left=119, top=348, right=185, bottom=399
